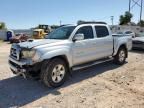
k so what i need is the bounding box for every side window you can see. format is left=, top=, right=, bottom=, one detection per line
left=76, top=26, right=94, bottom=39
left=95, top=26, right=109, bottom=38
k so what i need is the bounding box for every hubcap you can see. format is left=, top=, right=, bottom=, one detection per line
left=51, top=64, right=65, bottom=83
left=119, top=50, right=125, bottom=62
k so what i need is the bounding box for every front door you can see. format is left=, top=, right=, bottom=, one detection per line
left=72, top=26, right=96, bottom=65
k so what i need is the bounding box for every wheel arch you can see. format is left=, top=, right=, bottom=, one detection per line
left=51, top=55, right=70, bottom=68
left=43, top=55, right=71, bottom=74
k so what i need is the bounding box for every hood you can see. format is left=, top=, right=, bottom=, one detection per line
left=18, top=39, right=63, bottom=49
left=133, top=37, right=144, bottom=42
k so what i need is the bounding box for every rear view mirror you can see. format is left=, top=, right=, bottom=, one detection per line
left=73, top=33, right=84, bottom=42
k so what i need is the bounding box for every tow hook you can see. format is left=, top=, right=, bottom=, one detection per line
left=21, top=72, right=27, bottom=79
left=16, top=70, right=27, bottom=79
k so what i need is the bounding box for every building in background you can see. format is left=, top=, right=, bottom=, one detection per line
left=111, top=25, right=144, bottom=34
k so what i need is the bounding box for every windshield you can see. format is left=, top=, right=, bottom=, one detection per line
left=45, top=26, right=76, bottom=39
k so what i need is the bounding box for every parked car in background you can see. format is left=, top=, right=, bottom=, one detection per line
left=124, top=30, right=136, bottom=38
left=132, top=32, right=144, bottom=50
left=10, top=33, right=29, bottom=43
left=114, top=31, right=135, bottom=38
left=116, top=31, right=124, bottom=35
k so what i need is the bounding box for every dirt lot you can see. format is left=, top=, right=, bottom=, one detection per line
left=0, top=42, right=144, bottom=108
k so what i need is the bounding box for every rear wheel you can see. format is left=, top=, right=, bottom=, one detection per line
left=114, top=47, right=127, bottom=65
left=41, top=58, right=68, bottom=87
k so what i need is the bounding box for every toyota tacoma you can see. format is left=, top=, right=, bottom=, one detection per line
left=9, top=22, right=132, bottom=87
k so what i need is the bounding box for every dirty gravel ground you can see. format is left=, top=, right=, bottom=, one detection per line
left=0, top=42, right=144, bottom=108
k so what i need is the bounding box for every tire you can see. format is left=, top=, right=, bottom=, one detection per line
left=114, top=47, right=127, bottom=65
left=40, top=58, right=68, bottom=87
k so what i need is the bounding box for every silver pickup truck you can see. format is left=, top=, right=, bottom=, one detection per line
left=9, top=22, right=132, bottom=87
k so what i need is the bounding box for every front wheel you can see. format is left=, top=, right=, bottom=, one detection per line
left=114, top=47, right=127, bottom=65
left=41, top=58, right=68, bottom=87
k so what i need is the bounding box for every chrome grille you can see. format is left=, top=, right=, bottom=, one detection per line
left=10, top=45, right=21, bottom=60
left=11, top=48, right=17, bottom=58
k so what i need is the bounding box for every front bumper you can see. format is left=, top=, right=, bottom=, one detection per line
left=8, top=56, right=34, bottom=77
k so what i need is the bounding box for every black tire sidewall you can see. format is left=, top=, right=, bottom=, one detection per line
left=42, top=58, right=68, bottom=87
left=114, top=48, right=127, bottom=65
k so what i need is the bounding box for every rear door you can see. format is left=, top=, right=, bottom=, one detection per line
left=93, top=26, right=113, bottom=58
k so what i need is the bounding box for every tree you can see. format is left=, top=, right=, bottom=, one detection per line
left=137, top=20, right=144, bottom=27
left=119, top=15, right=125, bottom=25
left=0, top=22, right=6, bottom=29
left=119, top=11, right=133, bottom=25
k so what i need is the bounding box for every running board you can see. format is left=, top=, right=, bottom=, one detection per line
left=72, top=58, right=113, bottom=71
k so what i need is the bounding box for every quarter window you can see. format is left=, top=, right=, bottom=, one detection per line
left=76, top=26, right=94, bottom=39
left=95, top=26, right=109, bottom=38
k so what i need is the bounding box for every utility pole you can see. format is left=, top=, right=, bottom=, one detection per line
left=140, top=0, right=143, bottom=22
left=129, top=0, right=131, bottom=12
left=128, top=0, right=143, bottom=24
left=111, top=16, right=114, bottom=26
left=60, top=20, right=62, bottom=26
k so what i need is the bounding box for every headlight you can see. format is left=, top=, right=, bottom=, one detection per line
left=21, top=49, right=36, bottom=58
left=32, top=51, right=41, bottom=61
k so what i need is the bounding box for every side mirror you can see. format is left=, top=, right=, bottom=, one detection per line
left=73, top=33, right=84, bottom=42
